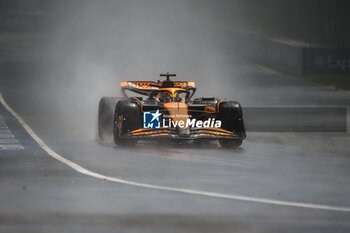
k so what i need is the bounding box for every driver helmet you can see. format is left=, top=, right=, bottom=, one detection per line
left=158, top=92, right=172, bottom=102
left=173, top=92, right=181, bottom=102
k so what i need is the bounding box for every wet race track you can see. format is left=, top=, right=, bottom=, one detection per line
left=0, top=44, right=350, bottom=232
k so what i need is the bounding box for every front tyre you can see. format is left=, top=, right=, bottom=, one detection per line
left=113, top=127, right=137, bottom=147
left=218, top=101, right=245, bottom=148
left=113, top=100, right=140, bottom=147
left=98, top=97, right=120, bottom=141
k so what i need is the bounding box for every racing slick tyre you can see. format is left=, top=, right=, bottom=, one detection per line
left=218, top=101, right=245, bottom=148
left=98, top=97, right=121, bottom=141
left=113, top=100, right=141, bottom=147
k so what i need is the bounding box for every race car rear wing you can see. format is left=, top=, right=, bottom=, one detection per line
left=120, top=80, right=196, bottom=98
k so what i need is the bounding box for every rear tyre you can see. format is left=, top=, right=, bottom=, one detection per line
left=98, top=97, right=120, bottom=141
left=113, top=100, right=141, bottom=147
left=218, top=101, right=245, bottom=148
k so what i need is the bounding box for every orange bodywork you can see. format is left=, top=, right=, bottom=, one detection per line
left=163, top=102, right=189, bottom=124
left=117, top=79, right=245, bottom=140
left=120, top=81, right=195, bottom=90
left=120, top=81, right=158, bottom=89
left=129, top=127, right=234, bottom=138
left=120, top=80, right=197, bottom=100
left=204, top=106, right=216, bottom=112
left=174, top=81, right=196, bottom=88
left=216, top=98, right=225, bottom=113
left=157, top=88, right=186, bottom=95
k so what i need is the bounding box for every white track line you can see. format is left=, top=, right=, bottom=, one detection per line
left=1, top=93, right=350, bottom=213
left=0, top=144, right=24, bottom=150
left=0, top=138, right=19, bottom=144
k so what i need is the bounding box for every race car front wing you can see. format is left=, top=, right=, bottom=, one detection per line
left=126, top=127, right=246, bottom=140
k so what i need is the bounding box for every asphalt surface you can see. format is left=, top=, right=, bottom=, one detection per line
left=0, top=35, right=350, bottom=233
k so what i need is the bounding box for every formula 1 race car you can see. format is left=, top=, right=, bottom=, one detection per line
left=98, top=73, right=246, bottom=147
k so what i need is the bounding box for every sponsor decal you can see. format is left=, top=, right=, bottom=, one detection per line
left=315, top=55, right=350, bottom=71
left=163, top=117, right=221, bottom=128
left=143, top=111, right=222, bottom=129
left=143, top=110, right=161, bottom=129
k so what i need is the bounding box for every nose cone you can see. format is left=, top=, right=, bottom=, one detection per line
left=163, top=102, right=189, bottom=123
left=176, top=125, right=191, bottom=137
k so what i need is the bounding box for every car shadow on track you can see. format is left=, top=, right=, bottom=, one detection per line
left=97, top=138, right=245, bottom=156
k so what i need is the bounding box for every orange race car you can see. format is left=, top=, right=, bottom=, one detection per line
left=98, top=73, right=246, bottom=147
